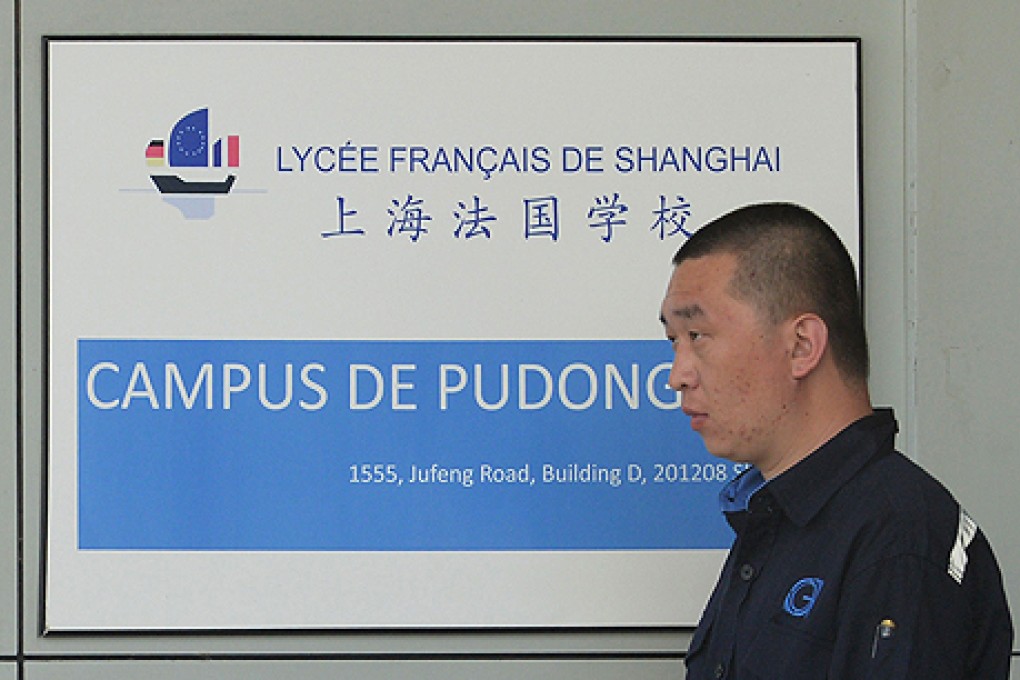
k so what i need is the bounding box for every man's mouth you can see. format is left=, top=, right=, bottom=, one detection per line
left=682, top=407, right=708, bottom=430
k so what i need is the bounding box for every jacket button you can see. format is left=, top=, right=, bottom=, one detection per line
left=739, top=563, right=755, bottom=581
left=714, top=662, right=726, bottom=678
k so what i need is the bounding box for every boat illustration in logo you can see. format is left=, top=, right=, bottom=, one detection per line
left=150, top=174, right=236, bottom=195
left=146, top=108, right=239, bottom=195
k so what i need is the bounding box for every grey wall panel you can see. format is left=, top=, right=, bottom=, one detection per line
left=913, top=0, right=1020, bottom=647
left=26, top=659, right=684, bottom=680
left=1, top=0, right=20, bottom=658
left=21, top=631, right=689, bottom=659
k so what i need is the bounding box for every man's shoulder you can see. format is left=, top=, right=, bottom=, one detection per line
left=858, top=448, right=958, bottom=517
left=831, top=448, right=963, bottom=569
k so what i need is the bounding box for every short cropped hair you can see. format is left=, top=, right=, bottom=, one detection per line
left=673, top=202, right=869, bottom=383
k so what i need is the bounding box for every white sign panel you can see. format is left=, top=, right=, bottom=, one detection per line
left=45, top=38, right=860, bottom=631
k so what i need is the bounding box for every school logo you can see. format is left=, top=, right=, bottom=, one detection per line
left=144, top=107, right=240, bottom=219
left=783, top=577, right=824, bottom=618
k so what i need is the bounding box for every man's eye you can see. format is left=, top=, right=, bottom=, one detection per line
left=689, top=330, right=704, bottom=342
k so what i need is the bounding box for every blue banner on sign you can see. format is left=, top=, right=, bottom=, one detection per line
left=78, top=339, right=733, bottom=551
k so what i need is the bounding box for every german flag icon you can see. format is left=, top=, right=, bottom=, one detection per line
left=145, top=139, right=165, bottom=167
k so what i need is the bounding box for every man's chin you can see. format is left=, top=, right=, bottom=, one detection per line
left=701, top=441, right=746, bottom=465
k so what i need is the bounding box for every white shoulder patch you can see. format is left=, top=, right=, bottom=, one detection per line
left=948, top=507, right=978, bottom=585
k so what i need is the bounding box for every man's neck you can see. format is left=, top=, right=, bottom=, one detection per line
left=758, top=380, right=873, bottom=480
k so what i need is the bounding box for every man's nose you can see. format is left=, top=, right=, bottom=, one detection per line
left=668, top=348, right=696, bottom=392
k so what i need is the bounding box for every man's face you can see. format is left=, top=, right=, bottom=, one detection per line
left=660, top=252, right=795, bottom=467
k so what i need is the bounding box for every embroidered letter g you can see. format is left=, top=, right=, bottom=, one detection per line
left=783, top=577, right=825, bottom=618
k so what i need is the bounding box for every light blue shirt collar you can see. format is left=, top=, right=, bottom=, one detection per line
left=720, top=467, right=768, bottom=513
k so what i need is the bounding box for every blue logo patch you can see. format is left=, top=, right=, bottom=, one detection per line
left=783, top=577, right=824, bottom=617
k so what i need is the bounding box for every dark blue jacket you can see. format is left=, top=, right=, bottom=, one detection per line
left=685, top=409, right=1013, bottom=679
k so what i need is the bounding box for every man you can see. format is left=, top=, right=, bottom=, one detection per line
left=660, top=203, right=1012, bottom=679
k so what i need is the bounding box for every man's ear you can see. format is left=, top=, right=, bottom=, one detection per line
left=789, top=313, right=828, bottom=379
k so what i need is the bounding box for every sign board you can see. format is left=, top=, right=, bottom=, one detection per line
left=45, top=38, right=860, bottom=630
